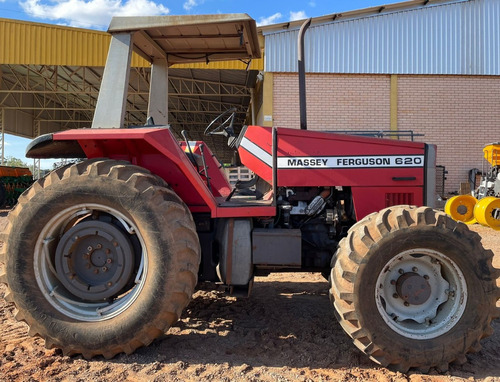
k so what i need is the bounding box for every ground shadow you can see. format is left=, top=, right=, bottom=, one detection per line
left=101, top=277, right=500, bottom=378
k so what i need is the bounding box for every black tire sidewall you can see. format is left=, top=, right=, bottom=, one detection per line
left=7, top=169, right=189, bottom=351
left=354, top=225, right=490, bottom=363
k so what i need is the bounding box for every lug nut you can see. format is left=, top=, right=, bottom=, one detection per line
left=102, top=266, right=108, bottom=272
left=112, top=241, right=118, bottom=247
left=83, top=253, right=90, bottom=259
left=412, top=267, right=418, bottom=272
left=106, top=258, right=112, bottom=264
left=94, top=269, right=99, bottom=274
left=404, top=301, right=410, bottom=307
left=87, top=246, right=93, bottom=251
left=390, top=280, right=396, bottom=285
left=424, top=275, right=429, bottom=280
left=398, top=269, right=404, bottom=274
left=96, top=244, right=102, bottom=249
left=105, top=249, right=111, bottom=255
left=393, top=293, right=399, bottom=299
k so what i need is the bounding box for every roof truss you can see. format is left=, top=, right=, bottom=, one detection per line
left=0, top=63, right=258, bottom=161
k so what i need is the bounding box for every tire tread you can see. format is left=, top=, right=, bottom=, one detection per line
left=2, top=159, right=201, bottom=359
left=329, top=205, right=500, bottom=372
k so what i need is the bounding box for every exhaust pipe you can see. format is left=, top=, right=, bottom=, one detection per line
left=298, top=18, right=312, bottom=130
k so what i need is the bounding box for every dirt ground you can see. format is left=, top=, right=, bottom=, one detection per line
left=0, top=212, right=499, bottom=382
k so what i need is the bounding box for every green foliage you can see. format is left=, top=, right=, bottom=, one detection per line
left=3, top=156, right=28, bottom=168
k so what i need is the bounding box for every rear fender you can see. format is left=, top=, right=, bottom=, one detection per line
left=26, top=128, right=216, bottom=210
left=26, top=133, right=86, bottom=159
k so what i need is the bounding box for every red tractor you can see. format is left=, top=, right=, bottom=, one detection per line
left=0, top=15, right=498, bottom=372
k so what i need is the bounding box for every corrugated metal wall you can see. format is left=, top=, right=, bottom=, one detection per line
left=0, top=19, right=117, bottom=66
left=0, top=18, right=264, bottom=70
left=264, top=0, right=500, bottom=75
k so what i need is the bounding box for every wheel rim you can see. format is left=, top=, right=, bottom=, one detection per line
left=444, top=195, right=478, bottom=224
left=34, top=204, right=148, bottom=322
left=375, top=248, right=467, bottom=339
left=474, top=196, right=500, bottom=230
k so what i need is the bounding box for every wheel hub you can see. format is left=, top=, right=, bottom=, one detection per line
left=375, top=249, right=467, bottom=339
left=395, top=272, right=431, bottom=305
left=90, top=247, right=107, bottom=267
left=55, top=220, right=135, bottom=301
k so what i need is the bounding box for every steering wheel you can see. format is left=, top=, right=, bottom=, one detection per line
left=204, top=107, right=237, bottom=136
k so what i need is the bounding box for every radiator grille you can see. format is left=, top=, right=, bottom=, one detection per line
left=385, top=193, right=414, bottom=207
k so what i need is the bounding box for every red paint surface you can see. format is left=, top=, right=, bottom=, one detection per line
left=53, top=125, right=429, bottom=220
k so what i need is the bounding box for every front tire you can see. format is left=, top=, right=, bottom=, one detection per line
left=330, top=206, right=500, bottom=372
left=0, top=159, right=200, bottom=358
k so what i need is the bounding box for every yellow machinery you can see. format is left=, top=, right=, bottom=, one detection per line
left=444, top=194, right=478, bottom=224
left=484, top=142, right=500, bottom=166
left=474, top=196, right=500, bottom=230
left=445, top=142, right=500, bottom=229
left=476, top=142, right=500, bottom=199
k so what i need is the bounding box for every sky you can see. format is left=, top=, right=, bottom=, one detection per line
left=0, top=0, right=403, bottom=169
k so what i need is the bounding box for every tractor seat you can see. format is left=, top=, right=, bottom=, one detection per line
left=233, top=176, right=263, bottom=199
left=226, top=175, right=272, bottom=201
left=234, top=176, right=259, bottom=190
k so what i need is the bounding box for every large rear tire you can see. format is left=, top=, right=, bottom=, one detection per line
left=330, top=205, right=500, bottom=372
left=0, top=159, right=200, bottom=358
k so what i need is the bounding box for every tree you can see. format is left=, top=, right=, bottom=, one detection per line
left=4, top=156, right=28, bottom=168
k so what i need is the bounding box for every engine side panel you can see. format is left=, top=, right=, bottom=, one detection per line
left=238, top=125, right=428, bottom=219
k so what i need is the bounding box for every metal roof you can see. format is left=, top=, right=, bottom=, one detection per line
left=108, top=14, right=261, bottom=65
left=259, top=0, right=459, bottom=33
left=0, top=16, right=264, bottom=162
left=263, top=0, right=500, bottom=75
left=0, top=18, right=145, bottom=67
left=0, top=17, right=263, bottom=69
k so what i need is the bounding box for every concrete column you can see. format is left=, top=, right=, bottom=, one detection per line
left=148, top=58, right=169, bottom=126
left=92, top=33, right=133, bottom=129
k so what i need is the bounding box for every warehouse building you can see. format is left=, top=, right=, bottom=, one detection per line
left=257, top=0, right=500, bottom=194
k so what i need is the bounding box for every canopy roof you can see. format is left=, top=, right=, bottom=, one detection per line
left=108, top=14, right=261, bottom=65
